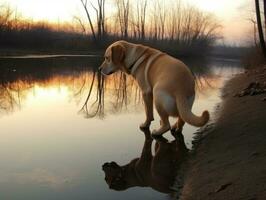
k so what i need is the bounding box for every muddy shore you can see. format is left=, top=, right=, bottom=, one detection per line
left=180, top=66, right=266, bottom=200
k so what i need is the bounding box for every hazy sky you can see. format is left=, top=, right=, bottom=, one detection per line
left=4, top=0, right=253, bottom=45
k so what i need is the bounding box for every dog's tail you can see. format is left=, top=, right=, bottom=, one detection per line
left=175, top=95, right=209, bottom=127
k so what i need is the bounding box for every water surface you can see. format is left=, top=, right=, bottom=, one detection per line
left=0, top=56, right=242, bottom=200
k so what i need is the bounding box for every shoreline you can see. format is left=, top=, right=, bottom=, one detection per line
left=0, top=48, right=104, bottom=57
left=180, top=66, right=266, bottom=200
left=0, top=48, right=245, bottom=61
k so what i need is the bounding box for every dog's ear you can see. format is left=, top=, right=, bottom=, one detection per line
left=111, top=44, right=125, bottom=64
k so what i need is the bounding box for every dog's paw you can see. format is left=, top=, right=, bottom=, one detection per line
left=151, top=129, right=163, bottom=136
left=151, top=125, right=170, bottom=136
left=139, top=121, right=151, bottom=129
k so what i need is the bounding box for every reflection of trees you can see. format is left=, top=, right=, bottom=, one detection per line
left=0, top=57, right=99, bottom=115
left=185, top=58, right=222, bottom=95
left=79, top=70, right=105, bottom=118
left=79, top=71, right=142, bottom=118
left=0, top=57, right=241, bottom=117
left=0, top=81, right=33, bottom=114
left=192, top=58, right=242, bottom=97
left=0, top=68, right=107, bottom=117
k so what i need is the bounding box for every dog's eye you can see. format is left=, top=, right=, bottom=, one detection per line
left=105, top=56, right=110, bottom=62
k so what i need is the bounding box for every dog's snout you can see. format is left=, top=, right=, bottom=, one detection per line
left=99, top=62, right=106, bottom=71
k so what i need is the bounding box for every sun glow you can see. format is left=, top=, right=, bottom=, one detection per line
left=190, top=0, right=222, bottom=12
left=7, top=0, right=79, bottom=22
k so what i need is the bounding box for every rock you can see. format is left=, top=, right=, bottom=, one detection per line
left=236, top=81, right=266, bottom=97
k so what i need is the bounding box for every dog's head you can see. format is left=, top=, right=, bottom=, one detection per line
left=102, top=161, right=129, bottom=191
left=99, top=42, right=128, bottom=75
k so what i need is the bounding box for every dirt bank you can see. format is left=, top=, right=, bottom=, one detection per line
left=180, top=66, right=266, bottom=200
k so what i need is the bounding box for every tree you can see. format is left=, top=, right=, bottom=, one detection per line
left=115, top=0, right=130, bottom=38
left=264, top=0, right=266, bottom=32
left=80, top=0, right=97, bottom=42
left=135, top=0, right=147, bottom=40
left=90, top=0, right=106, bottom=40
left=255, top=0, right=266, bottom=57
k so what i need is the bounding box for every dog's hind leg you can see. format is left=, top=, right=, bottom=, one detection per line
left=152, top=92, right=171, bottom=136
left=140, top=91, right=154, bottom=129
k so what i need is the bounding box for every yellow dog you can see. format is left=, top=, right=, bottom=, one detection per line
left=99, top=40, right=209, bottom=136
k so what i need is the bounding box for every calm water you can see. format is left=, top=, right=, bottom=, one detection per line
left=0, top=56, right=242, bottom=200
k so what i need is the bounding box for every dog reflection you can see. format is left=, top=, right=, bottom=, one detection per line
left=102, top=129, right=188, bottom=193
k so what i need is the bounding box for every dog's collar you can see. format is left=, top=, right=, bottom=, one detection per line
left=127, top=48, right=149, bottom=75
left=127, top=50, right=165, bottom=79
left=128, top=58, right=139, bottom=72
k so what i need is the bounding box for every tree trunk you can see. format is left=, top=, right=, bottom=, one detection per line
left=255, top=0, right=266, bottom=57
left=140, top=0, right=147, bottom=40
left=263, top=0, right=266, bottom=53
left=101, top=0, right=106, bottom=37
left=80, top=0, right=97, bottom=42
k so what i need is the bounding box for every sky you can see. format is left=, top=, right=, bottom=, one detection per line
left=187, top=0, right=253, bottom=45
left=3, top=0, right=253, bottom=45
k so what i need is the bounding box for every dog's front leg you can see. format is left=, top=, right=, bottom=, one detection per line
left=140, top=92, right=154, bottom=129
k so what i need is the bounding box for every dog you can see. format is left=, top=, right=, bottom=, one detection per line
left=99, top=40, right=209, bottom=136
left=102, top=129, right=188, bottom=193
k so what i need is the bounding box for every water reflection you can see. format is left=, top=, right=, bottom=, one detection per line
left=0, top=56, right=143, bottom=117
left=0, top=80, right=30, bottom=113
left=79, top=71, right=143, bottom=118
left=102, top=128, right=188, bottom=194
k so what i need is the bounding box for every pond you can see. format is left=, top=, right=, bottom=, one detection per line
left=0, top=56, right=242, bottom=200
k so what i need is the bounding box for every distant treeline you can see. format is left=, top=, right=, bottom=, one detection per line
left=0, top=1, right=221, bottom=56
left=0, top=5, right=91, bottom=53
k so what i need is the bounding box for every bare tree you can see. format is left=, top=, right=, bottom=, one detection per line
left=250, top=19, right=258, bottom=46
left=264, top=0, right=266, bottom=32
left=158, top=1, right=166, bottom=40
left=80, top=0, right=97, bottom=41
left=135, top=0, right=147, bottom=40
left=90, top=0, right=106, bottom=40
left=115, top=0, right=130, bottom=38
left=150, top=1, right=160, bottom=41
left=73, top=16, right=86, bottom=34
left=255, top=0, right=266, bottom=56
